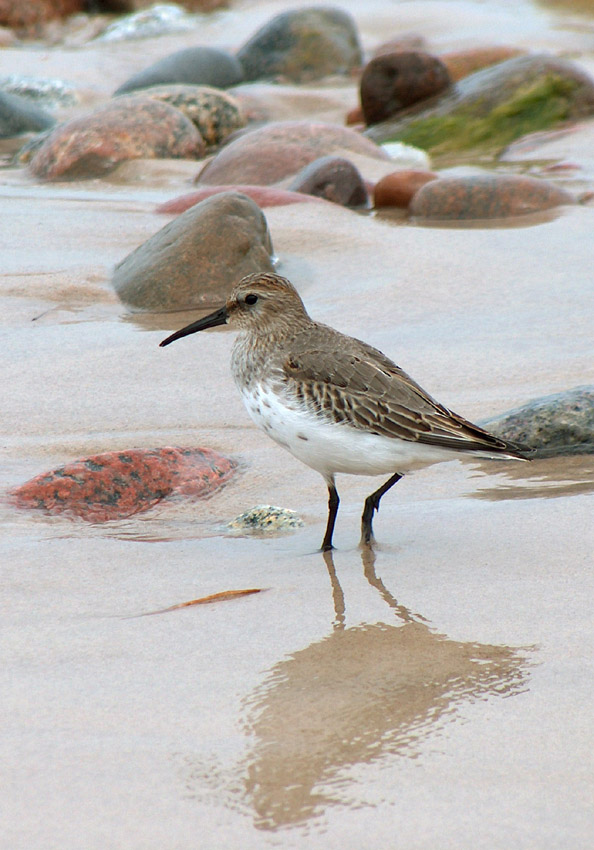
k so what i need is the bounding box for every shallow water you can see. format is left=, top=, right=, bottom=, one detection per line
left=1, top=1, right=594, bottom=848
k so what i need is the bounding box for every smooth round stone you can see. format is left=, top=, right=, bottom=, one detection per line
left=197, top=120, right=390, bottom=185
left=237, top=6, right=362, bottom=83
left=373, top=169, right=439, bottom=208
left=440, top=46, right=524, bottom=82
left=114, top=46, right=244, bottom=95
left=409, top=174, right=575, bottom=220
left=360, top=51, right=451, bottom=126
left=288, top=154, right=368, bottom=207
left=227, top=505, right=304, bottom=532
left=156, top=185, right=319, bottom=214
left=12, top=447, right=236, bottom=522
left=113, top=191, right=275, bottom=311
left=131, top=84, right=244, bottom=148
left=28, top=96, right=203, bottom=181
left=482, top=387, right=594, bottom=457
left=0, top=90, right=55, bottom=138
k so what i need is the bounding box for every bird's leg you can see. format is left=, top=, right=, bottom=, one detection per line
left=361, top=472, right=403, bottom=545
left=321, top=479, right=340, bottom=552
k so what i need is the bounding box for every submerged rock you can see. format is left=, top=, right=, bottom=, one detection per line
left=288, top=154, right=368, bottom=207
left=113, top=191, right=275, bottom=310
left=12, top=447, right=236, bottom=522
left=114, top=46, right=244, bottom=95
left=366, top=54, right=594, bottom=156
left=0, top=90, right=55, bottom=138
left=227, top=505, right=304, bottom=532
left=360, top=51, right=451, bottom=126
left=133, top=84, right=244, bottom=148
left=482, top=387, right=594, bottom=457
left=197, top=120, right=389, bottom=185
left=237, top=6, right=362, bottom=83
left=409, top=174, right=575, bottom=220
left=28, top=96, right=204, bottom=180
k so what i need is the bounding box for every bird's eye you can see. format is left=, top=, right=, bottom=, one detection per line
left=245, top=293, right=258, bottom=305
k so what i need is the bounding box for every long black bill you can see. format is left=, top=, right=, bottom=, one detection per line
left=159, top=305, right=228, bottom=347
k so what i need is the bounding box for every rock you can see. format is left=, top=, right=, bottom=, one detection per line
left=409, top=174, right=575, bottom=220
left=156, top=184, right=320, bottom=214
left=227, top=505, right=304, bottom=532
left=28, top=96, right=204, bottom=181
left=96, top=0, right=226, bottom=12
left=0, top=0, right=83, bottom=37
left=114, top=46, right=244, bottom=95
left=366, top=54, right=594, bottom=157
left=0, top=74, right=78, bottom=108
left=360, top=51, right=451, bottom=126
left=345, top=105, right=364, bottom=126
left=11, top=446, right=236, bottom=522
left=96, top=3, right=198, bottom=42
left=288, top=154, right=368, bottom=207
left=440, top=46, right=524, bottom=82
left=380, top=141, right=432, bottom=169
left=113, top=191, right=275, bottom=310
left=237, top=6, right=362, bottom=83
left=197, top=120, right=390, bottom=185
left=482, top=387, right=594, bottom=457
left=132, top=84, right=244, bottom=148
left=372, top=34, right=428, bottom=57
left=0, top=90, right=55, bottom=138
left=373, top=169, right=439, bottom=208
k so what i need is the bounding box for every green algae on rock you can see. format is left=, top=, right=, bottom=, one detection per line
left=365, top=54, right=594, bottom=159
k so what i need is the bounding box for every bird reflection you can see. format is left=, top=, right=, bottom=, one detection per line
left=240, top=548, right=531, bottom=831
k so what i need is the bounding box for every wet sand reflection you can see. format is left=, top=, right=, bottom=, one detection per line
left=240, top=549, right=531, bottom=830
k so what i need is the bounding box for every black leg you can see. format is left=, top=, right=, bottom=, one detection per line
left=361, top=472, right=403, bottom=545
left=321, top=481, right=340, bottom=552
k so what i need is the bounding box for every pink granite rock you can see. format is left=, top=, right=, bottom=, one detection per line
left=156, top=184, right=319, bottom=214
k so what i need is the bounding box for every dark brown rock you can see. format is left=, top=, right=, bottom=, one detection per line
left=113, top=191, right=275, bottom=310
left=197, top=120, right=390, bottom=186
left=360, top=51, right=451, bottom=126
left=29, top=96, right=204, bottom=181
left=288, top=155, right=368, bottom=207
left=409, top=174, right=576, bottom=220
left=373, top=169, right=439, bottom=208
left=156, top=185, right=319, bottom=214
left=114, top=46, right=243, bottom=96
left=237, top=6, right=362, bottom=83
left=11, top=447, right=236, bottom=522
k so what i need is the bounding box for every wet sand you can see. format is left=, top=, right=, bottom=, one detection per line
left=1, top=1, right=594, bottom=848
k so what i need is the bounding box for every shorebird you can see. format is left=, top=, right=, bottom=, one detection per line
left=160, top=272, right=527, bottom=550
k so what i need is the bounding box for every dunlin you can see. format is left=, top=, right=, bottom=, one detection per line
left=160, top=272, right=527, bottom=550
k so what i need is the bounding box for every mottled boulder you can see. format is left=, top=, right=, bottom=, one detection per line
left=373, top=169, right=439, bottom=208
left=132, top=84, right=244, bottom=148
left=12, top=447, right=236, bottom=522
left=28, top=96, right=204, bottom=181
left=197, top=120, right=389, bottom=185
left=409, top=174, right=575, bottom=220
left=114, top=46, right=244, bottom=95
left=0, top=90, right=55, bottom=138
left=482, top=387, right=594, bottom=457
left=237, top=6, right=362, bottom=83
left=288, top=155, right=368, bottom=207
left=360, top=52, right=451, bottom=126
left=0, top=0, right=82, bottom=36
left=156, top=185, right=318, bottom=214
left=113, top=191, right=274, bottom=310
left=366, top=54, right=594, bottom=156
left=0, top=75, right=78, bottom=109
left=440, top=46, right=524, bottom=82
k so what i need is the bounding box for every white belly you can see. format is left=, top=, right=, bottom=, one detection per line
left=240, top=384, right=459, bottom=479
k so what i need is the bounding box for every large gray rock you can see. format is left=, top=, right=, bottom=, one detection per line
left=482, top=387, right=594, bottom=457
left=114, top=46, right=244, bottom=95
left=0, top=90, right=55, bottom=138
left=112, top=191, right=275, bottom=311
left=237, top=6, right=362, bottom=82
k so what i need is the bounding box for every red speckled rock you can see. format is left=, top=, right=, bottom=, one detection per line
left=409, top=174, right=576, bottom=220
left=373, top=169, right=439, bottom=208
left=0, top=0, right=82, bottom=36
left=156, top=184, right=319, bottom=214
left=12, top=447, right=236, bottom=522
left=360, top=51, right=451, bottom=126
left=196, top=120, right=389, bottom=185
left=29, top=96, right=204, bottom=181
